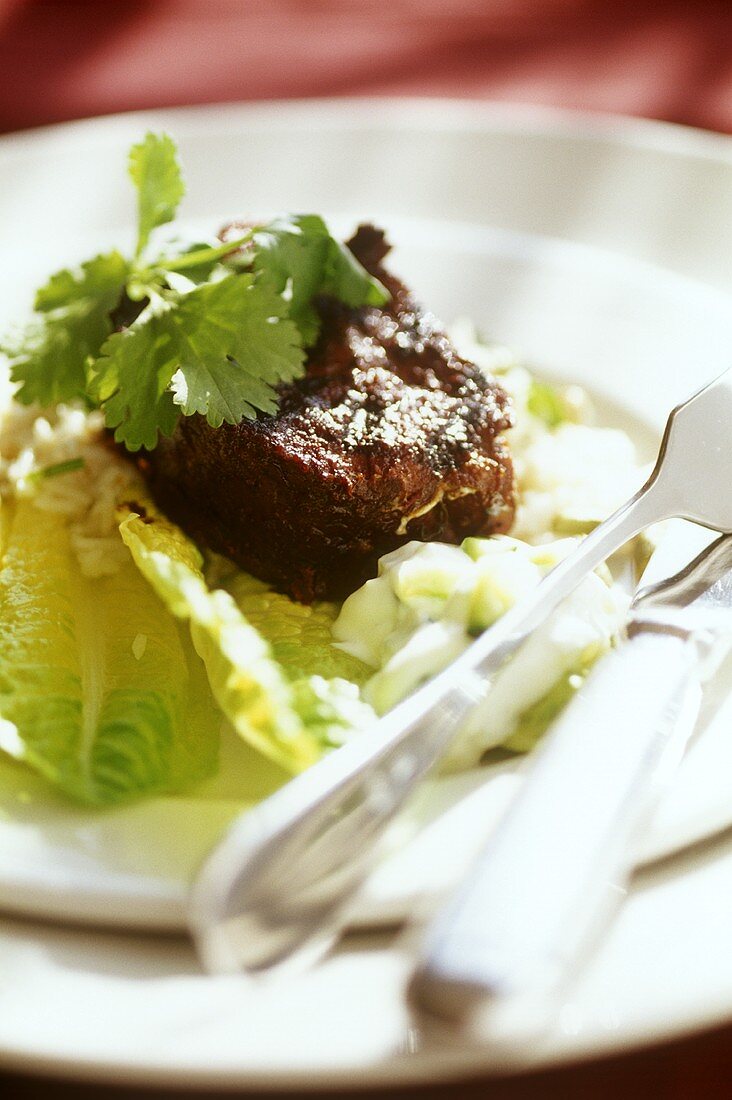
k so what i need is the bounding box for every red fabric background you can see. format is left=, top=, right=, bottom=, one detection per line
left=0, top=0, right=730, bottom=135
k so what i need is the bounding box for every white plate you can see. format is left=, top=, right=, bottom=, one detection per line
left=1, top=99, right=732, bottom=1087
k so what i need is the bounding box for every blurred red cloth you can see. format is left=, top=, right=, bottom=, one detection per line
left=0, top=0, right=730, bottom=134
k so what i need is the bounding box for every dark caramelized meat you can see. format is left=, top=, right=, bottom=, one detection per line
left=141, top=226, right=515, bottom=601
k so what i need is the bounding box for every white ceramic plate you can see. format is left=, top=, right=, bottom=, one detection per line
left=1, top=99, right=732, bottom=1088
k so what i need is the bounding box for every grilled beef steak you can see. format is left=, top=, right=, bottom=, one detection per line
left=140, top=225, right=515, bottom=602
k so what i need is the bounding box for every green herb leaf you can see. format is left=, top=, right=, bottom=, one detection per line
left=129, top=132, right=185, bottom=258
left=89, top=308, right=182, bottom=451
left=252, top=216, right=333, bottom=346
left=168, top=274, right=305, bottom=426
left=252, top=215, right=388, bottom=346
left=322, top=236, right=389, bottom=308
left=33, top=251, right=129, bottom=313
left=3, top=251, right=129, bottom=406
left=93, top=274, right=304, bottom=449
left=1, top=129, right=392, bottom=450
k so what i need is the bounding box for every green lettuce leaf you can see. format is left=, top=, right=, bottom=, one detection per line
left=224, top=573, right=375, bottom=752
left=0, top=501, right=218, bottom=805
left=118, top=505, right=324, bottom=772
left=224, top=572, right=371, bottom=685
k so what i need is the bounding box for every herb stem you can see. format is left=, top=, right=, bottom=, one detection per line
left=154, top=233, right=253, bottom=273
left=28, top=457, right=86, bottom=481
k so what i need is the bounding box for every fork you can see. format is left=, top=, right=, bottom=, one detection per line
left=190, top=366, right=732, bottom=975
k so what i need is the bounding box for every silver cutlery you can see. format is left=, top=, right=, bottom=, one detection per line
left=190, top=366, right=732, bottom=975
left=409, top=530, right=732, bottom=1039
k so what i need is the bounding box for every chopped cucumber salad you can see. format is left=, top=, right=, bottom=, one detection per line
left=0, top=311, right=643, bottom=807
left=333, top=535, right=627, bottom=768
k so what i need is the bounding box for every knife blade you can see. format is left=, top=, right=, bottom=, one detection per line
left=409, top=532, right=732, bottom=1042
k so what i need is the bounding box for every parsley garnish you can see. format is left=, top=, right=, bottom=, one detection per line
left=129, top=132, right=186, bottom=258
left=2, top=133, right=388, bottom=450
left=5, top=251, right=130, bottom=406
left=251, top=215, right=387, bottom=347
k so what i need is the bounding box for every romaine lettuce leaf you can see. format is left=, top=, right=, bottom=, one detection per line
left=0, top=500, right=218, bottom=804
left=119, top=506, right=325, bottom=772
left=224, top=572, right=371, bottom=685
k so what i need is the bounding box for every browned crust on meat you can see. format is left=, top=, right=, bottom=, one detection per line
left=141, top=225, right=515, bottom=601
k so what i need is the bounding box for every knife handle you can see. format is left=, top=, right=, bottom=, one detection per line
left=409, top=632, right=700, bottom=1036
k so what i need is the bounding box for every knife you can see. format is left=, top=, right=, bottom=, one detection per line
left=408, top=532, right=732, bottom=1041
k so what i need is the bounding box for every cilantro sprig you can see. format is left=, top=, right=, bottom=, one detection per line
left=1, top=133, right=389, bottom=450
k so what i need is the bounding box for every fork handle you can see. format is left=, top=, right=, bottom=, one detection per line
left=409, top=630, right=702, bottom=1036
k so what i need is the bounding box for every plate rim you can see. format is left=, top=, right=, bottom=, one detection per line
left=2, top=95, right=731, bottom=161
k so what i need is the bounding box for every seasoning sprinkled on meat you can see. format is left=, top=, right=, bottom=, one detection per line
left=141, top=225, right=515, bottom=601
